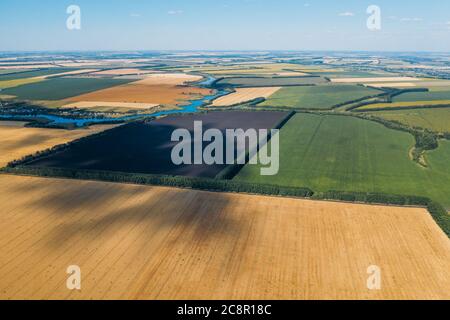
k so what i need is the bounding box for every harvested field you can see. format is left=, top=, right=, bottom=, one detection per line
left=44, top=69, right=99, bottom=78
left=331, top=77, right=421, bottom=83
left=367, top=82, right=417, bottom=88
left=211, top=87, right=281, bottom=106
left=91, top=69, right=155, bottom=76
left=315, top=71, right=394, bottom=78
left=0, top=77, right=44, bottom=89
left=217, top=76, right=326, bottom=87
left=68, top=82, right=210, bottom=106
left=0, top=64, right=58, bottom=69
left=65, top=73, right=210, bottom=106
left=417, top=81, right=450, bottom=89
left=136, top=73, right=203, bottom=85
left=0, top=122, right=117, bottom=167
left=0, top=175, right=449, bottom=300
left=61, top=101, right=160, bottom=112
left=24, top=111, right=288, bottom=178
left=184, top=63, right=309, bottom=76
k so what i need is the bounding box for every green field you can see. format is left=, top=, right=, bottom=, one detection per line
left=2, top=77, right=134, bottom=100
left=235, top=113, right=450, bottom=208
left=356, top=100, right=450, bottom=111
left=258, top=85, right=381, bottom=109
left=368, top=108, right=450, bottom=132
left=217, top=76, right=326, bottom=87
left=393, top=90, right=450, bottom=102
left=0, top=68, right=76, bottom=81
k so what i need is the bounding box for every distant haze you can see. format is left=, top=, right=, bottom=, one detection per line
left=1, top=0, right=449, bottom=52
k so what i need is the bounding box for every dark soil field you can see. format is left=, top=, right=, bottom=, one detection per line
left=26, top=111, right=287, bottom=178
left=0, top=68, right=77, bottom=81
left=3, top=77, right=134, bottom=100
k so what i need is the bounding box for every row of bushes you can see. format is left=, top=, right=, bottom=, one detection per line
left=331, top=92, right=389, bottom=110
left=2, top=165, right=448, bottom=237
left=427, top=201, right=450, bottom=237
left=353, top=104, right=450, bottom=113
left=2, top=166, right=314, bottom=198
left=346, top=87, right=430, bottom=112
left=345, top=98, right=387, bottom=111
left=313, top=190, right=430, bottom=206
left=386, top=87, right=429, bottom=101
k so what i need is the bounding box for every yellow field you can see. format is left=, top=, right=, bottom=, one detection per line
left=357, top=100, right=450, bottom=110
left=0, top=175, right=449, bottom=300
left=211, top=87, right=281, bottom=107
left=366, top=82, right=418, bottom=88
left=65, top=73, right=210, bottom=107
left=61, top=101, right=160, bottom=112
left=136, top=73, right=203, bottom=85
left=91, top=68, right=154, bottom=76
left=0, top=122, right=116, bottom=167
left=39, top=69, right=99, bottom=78
left=0, top=77, right=44, bottom=89
left=184, top=63, right=310, bottom=76
left=0, top=64, right=56, bottom=69
left=331, top=77, right=421, bottom=83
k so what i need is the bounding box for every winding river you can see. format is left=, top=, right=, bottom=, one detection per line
left=0, top=76, right=229, bottom=127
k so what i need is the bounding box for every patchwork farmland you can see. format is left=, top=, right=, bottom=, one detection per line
left=0, top=175, right=449, bottom=300
left=1, top=50, right=450, bottom=302
left=67, top=73, right=210, bottom=107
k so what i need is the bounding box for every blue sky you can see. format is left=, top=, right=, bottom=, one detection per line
left=0, top=0, right=449, bottom=51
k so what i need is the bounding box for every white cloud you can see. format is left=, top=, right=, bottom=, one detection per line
left=400, top=17, right=423, bottom=22
left=168, top=10, right=183, bottom=15
left=339, top=12, right=354, bottom=17
left=130, top=13, right=141, bottom=18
